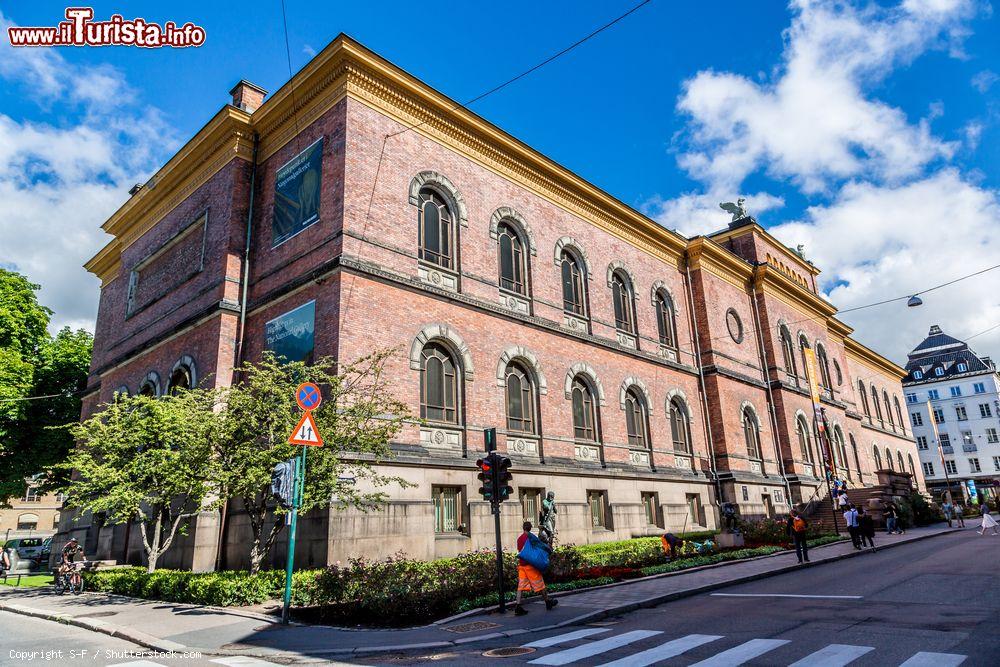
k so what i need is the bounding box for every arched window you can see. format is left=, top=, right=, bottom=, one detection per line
left=908, top=454, right=916, bottom=477
left=560, top=250, right=587, bottom=317
left=669, top=397, right=691, bottom=454
left=420, top=343, right=460, bottom=424
left=655, top=291, right=677, bottom=349
left=610, top=270, right=636, bottom=335
left=871, top=385, right=884, bottom=425
left=571, top=376, right=599, bottom=442
left=799, top=336, right=811, bottom=384
left=497, top=221, right=528, bottom=296
left=168, top=365, right=193, bottom=394
left=624, top=387, right=650, bottom=449
left=897, top=450, right=905, bottom=473
left=504, top=361, right=538, bottom=435
left=833, top=427, right=849, bottom=479
left=893, top=396, right=905, bottom=434
left=796, top=415, right=814, bottom=464
left=742, top=406, right=762, bottom=460
left=858, top=382, right=871, bottom=420
left=883, top=391, right=895, bottom=429
left=817, top=345, right=832, bottom=390
left=138, top=372, right=160, bottom=397
left=873, top=446, right=882, bottom=470
left=780, top=326, right=797, bottom=382
left=16, top=513, right=39, bottom=531
left=885, top=447, right=894, bottom=470
left=417, top=188, right=455, bottom=270
left=850, top=434, right=861, bottom=476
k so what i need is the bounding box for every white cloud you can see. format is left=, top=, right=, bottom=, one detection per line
left=0, top=10, right=176, bottom=333
left=645, top=190, right=785, bottom=237
left=971, top=69, right=998, bottom=92
left=768, top=171, right=1000, bottom=361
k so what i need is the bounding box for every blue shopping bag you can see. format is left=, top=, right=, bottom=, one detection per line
left=518, top=532, right=551, bottom=572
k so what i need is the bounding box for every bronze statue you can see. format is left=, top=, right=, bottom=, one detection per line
left=540, top=491, right=557, bottom=544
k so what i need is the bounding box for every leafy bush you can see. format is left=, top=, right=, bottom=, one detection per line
left=638, top=546, right=785, bottom=576
left=897, top=494, right=941, bottom=527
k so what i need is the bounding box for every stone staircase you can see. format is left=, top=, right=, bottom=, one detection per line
left=801, top=471, right=919, bottom=533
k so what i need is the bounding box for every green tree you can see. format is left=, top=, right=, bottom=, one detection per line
left=0, top=269, right=92, bottom=503
left=61, top=391, right=220, bottom=572
left=217, top=350, right=409, bottom=573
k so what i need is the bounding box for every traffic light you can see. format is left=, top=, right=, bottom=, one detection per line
left=476, top=457, right=495, bottom=501
left=495, top=455, right=513, bottom=502
left=270, top=459, right=295, bottom=509
left=484, top=427, right=497, bottom=452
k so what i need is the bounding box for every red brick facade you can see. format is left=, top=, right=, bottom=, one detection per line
left=63, top=37, right=921, bottom=570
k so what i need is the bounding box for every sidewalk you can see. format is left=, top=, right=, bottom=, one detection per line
left=0, top=523, right=960, bottom=660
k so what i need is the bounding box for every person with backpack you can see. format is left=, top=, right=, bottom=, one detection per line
left=859, top=507, right=876, bottom=552
left=787, top=510, right=810, bottom=563
left=514, top=522, right=557, bottom=616
left=844, top=503, right=861, bottom=549
left=955, top=502, right=967, bottom=528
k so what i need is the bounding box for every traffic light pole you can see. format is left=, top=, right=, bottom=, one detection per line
left=282, top=446, right=307, bottom=625
left=493, top=500, right=505, bottom=613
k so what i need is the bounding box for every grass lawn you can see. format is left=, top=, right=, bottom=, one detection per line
left=1, top=574, right=53, bottom=587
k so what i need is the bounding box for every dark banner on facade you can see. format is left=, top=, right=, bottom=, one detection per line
left=272, top=138, right=323, bottom=246
left=265, top=300, right=315, bottom=364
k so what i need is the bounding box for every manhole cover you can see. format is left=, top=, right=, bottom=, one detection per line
left=75, top=611, right=118, bottom=618
left=483, top=647, right=536, bottom=658
left=444, top=620, right=501, bottom=633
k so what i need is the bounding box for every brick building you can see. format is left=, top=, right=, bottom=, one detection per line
left=58, top=36, right=921, bottom=571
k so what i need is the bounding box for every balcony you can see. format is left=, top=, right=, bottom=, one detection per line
left=962, top=444, right=978, bottom=453
left=941, top=446, right=954, bottom=455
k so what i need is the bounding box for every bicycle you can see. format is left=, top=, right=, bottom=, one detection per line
left=54, top=562, right=85, bottom=595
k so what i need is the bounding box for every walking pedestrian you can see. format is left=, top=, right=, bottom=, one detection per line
left=859, top=508, right=876, bottom=552
left=884, top=503, right=900, bottom=534
left=787, top=510, right=810, bottom=563
left=843, top=503, right=861, bottom=549
left=955, top=502, right=967, bottom=528
left=941, top=498, right=954, bottom=528
left=838, top=492, right=849, bottom=510
left=978, top=504, right=999, bottom=536
left=514, top=522, right=557, bottom=615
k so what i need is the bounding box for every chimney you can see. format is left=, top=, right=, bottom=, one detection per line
left=928, top=325, right=943, bottom=336
left=229, top=80, right=268, bottom=113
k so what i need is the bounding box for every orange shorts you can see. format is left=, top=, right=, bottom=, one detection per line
left=517, top=563, right=546, bottom=593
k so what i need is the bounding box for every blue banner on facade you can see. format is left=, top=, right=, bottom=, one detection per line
left=265, top=300, right=315, bottom=364
left=272, top=138, right=323, bottom=246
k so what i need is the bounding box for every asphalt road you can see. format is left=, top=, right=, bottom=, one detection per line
left=366, top=527, right=999, bottom=666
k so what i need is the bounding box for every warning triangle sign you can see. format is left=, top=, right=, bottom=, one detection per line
left=288, top=411, right=323, bottom=446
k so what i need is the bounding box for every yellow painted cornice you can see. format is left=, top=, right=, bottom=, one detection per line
left=686, top=237, right=753, bottom=288
left=845, top=337, right=906, bottom=380
left=753, top=264, right=836, bottom=321
left=711, top=222, right=821, bottom=277
left=829, top=317, right=854, bottom=339
left=85, top=107, right=254, bottom=284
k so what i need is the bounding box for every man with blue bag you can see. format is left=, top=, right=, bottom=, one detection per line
left=514, top=521, right=558, bottom=616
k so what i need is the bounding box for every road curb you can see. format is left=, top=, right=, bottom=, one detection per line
left=0, top=527, right=955, bottom=660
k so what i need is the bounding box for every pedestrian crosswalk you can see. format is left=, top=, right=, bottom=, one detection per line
left=109, top=658, right=287, bottom=667
left=524, top=628, right=967, bottom=666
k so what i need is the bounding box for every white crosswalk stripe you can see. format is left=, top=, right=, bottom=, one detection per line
left=787, top=643, right=874, bottom=667
left=521, top=629, right=969, bottom=667
left=898, top=652, right=967, bottom=667
left=688, top=638, right=792, bottom=666
left=524, top=627, right=612, bottom=648
left=528, top=629, right=662, bottom=665
left=595, top=633, right=722, bottom=667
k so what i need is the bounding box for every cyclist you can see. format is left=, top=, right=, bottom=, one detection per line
left=58, top=538, right=84, bottom=591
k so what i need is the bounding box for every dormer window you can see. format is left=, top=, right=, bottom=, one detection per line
left=913, top=370, right=923, bottom=379
left=957, top=362, right=968, bottom=372
left=934, top=368, right=944, bottom=377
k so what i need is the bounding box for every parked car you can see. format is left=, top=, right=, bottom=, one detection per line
left=6, top=537, right=46, bottom=560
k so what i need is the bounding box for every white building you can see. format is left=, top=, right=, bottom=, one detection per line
left=903, top=325, right=1000, bottom=503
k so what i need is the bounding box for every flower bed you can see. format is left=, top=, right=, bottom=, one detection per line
left=84, top=531, right=844, bottom=626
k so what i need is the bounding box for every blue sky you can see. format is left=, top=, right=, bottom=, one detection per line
left=1, top=0, right=998, bottom=363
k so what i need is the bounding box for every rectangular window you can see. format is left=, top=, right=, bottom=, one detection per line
left=928, top=390, right=940, bottom=400
left=774, top=489, right=784, bottom=504
left=906, top=393, right=917, bottom=404
left=23, top=487, right=40, bottom=502
left=933, top=408, right=945, bottom=423
left=994, top=456, right=1000, bottom=472
left=950, top=386, right=962, bottom=397
left=520, top=488, right=542, bottom=524
left=911, top=412, right=923, bottom=427
left=988, top=428, right=999, bottom=444
left=922, top=461, right=934, bottom=477
left=956, top=405, right=968, bottom=421
left=916, top=436, right=928, bottom=450
left=962, top=430, right=974, bottom=445
left=980, top=404, right=993, bottom=418
left=945, top=460, right=958, bottom=475
left=641, top=492, right=660, bottom=527
left=969, top=458, right=982, bottom=473
left=741, top=485, right=749, bottom=502
left=686, top=493, right=703, bottom=527
left=974, top=383, right=986, bottom=394
left=432, top=486, right=463, bottom=534
left=940, top=433, right=952, bottom=447
left=588, top=490, right=608, bottom=529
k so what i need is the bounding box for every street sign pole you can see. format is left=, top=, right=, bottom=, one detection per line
left=281, top=451, right=300, bottom=625
left=493, top=496, right=505, bottom=613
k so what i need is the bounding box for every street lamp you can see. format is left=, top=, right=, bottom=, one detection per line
left=907, top=295, right=923, bottom=307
